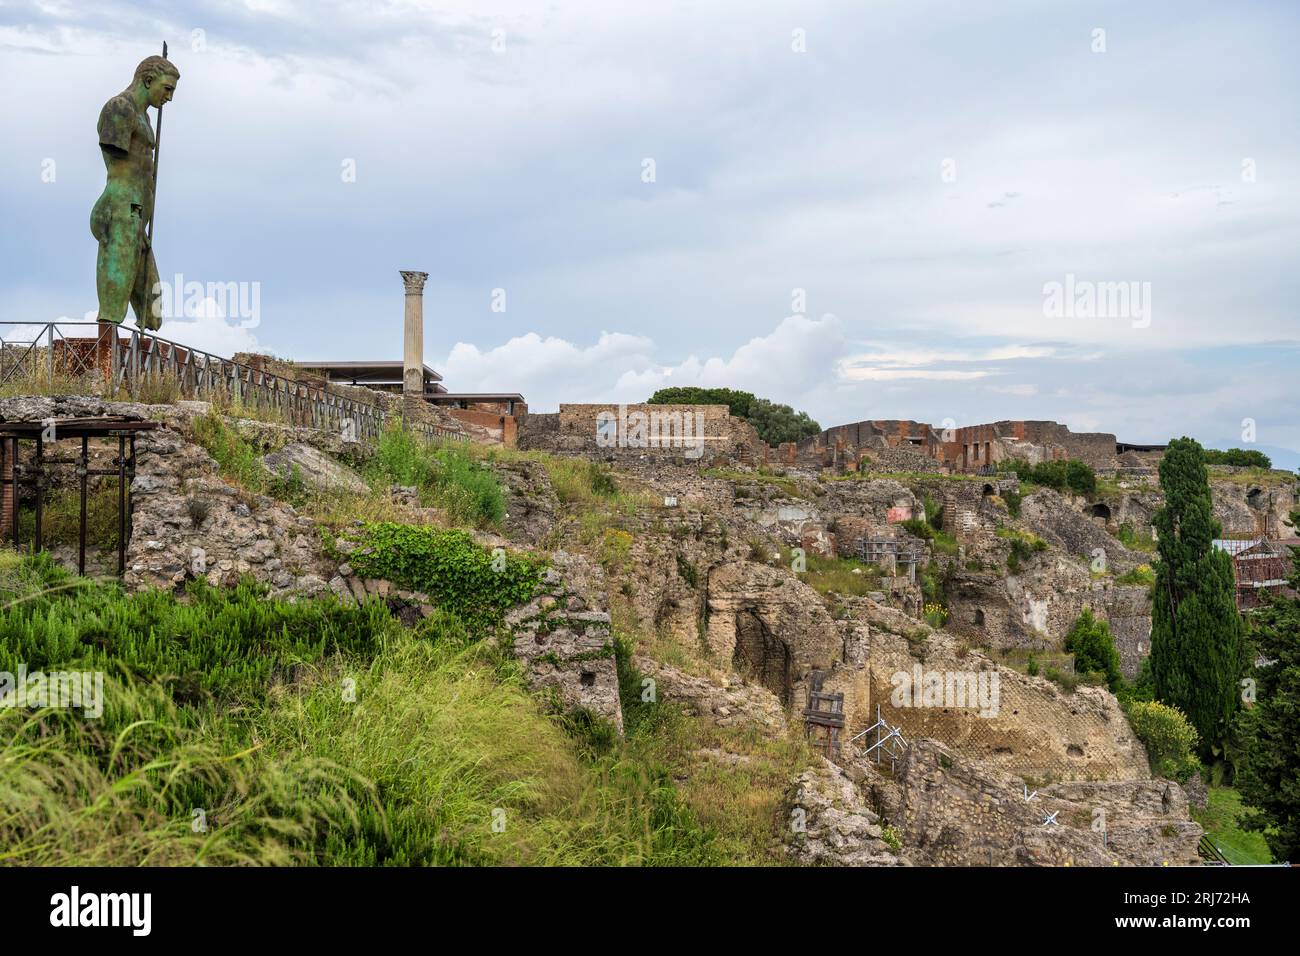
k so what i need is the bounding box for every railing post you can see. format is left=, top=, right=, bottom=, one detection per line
left=129, top=330, right=139, bottom=397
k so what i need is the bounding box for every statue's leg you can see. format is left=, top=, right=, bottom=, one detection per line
left=130, top=237, right=163, bottom=332
left=94, top=203, right=140, bottom=325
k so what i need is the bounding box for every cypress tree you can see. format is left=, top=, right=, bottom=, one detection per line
left=1233, top=514, right=1300, bottom=861
left=1149, top=437, right=1244, bottom=757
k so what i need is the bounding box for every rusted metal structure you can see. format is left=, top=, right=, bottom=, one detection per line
left=803, top=670, right=845, bottom=758
left=1211, top=530, right=1294, bottom=613
left=853, top=537, right=925, bottom=582
left=0, top=418, right=159, bottom=576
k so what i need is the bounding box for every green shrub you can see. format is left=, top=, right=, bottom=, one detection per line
left=1001, top=458, right=1096, bottom=496
left=347, top=524, right=543, bottom=631
left=1116, top=563, right=1156, bottom=586
left=676, top=553, right=699, bottom=588
left=930, top=530, right=960, bottom=557
left=1126, top=699, right=1202, bottom=781
left=901, top=518, right=934, bottom=540
left=1004, top=488, right=1022, bottom=518
left=646, top=387, right=820, bottom=445
left=922, top=493, right=944, bottom=531
left=997, top=527, right=1047, bottom=572
left=1204, top=448, right=1271, bottom=469
left=881, top=825, right=902, bottom=852
left=1064, top=609, right=1123, bottom=691
left=586, top=462, right=618, bottom=497
left=1044, top=666, right=1081, bottom=693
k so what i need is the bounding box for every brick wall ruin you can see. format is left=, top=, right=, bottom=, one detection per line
left=517, top=404, right=762, bottom=463
left=792, top=417, right=1135, bottom=475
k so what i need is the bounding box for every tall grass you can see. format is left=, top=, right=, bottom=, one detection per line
left=0, top=679, right=375, bottom=866
left=0, top=553, right=732, bottom=866
left=367, top=425, right=504, bottom=526
left=16, top=484, right=122, bottom=552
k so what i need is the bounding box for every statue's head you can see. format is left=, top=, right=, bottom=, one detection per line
left=133, top=55, right=180, bottom=108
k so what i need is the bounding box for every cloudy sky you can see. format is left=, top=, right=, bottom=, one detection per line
left=3, top=0, right=1298, bottom=465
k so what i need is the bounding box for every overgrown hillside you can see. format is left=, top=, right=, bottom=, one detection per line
left=2, top=399, right=1287, bottom=866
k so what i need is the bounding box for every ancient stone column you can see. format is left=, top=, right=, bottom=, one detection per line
left=400, top=270, right=429, bottom=396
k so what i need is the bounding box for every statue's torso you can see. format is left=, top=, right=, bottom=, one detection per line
left=93, top=92, right=155, bottom=231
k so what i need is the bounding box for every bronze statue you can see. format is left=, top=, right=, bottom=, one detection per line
left=91, top=54, right=179, bottom=330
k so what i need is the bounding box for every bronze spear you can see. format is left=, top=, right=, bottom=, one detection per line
left=146, top=40, right=167, bottom=244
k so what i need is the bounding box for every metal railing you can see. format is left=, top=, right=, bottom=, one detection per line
left=1, top=321, right=466, bottom=445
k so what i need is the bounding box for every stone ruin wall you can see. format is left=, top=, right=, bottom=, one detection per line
left=887, top=740, right=1200, bottom=866
left=789, top=417, right=1129, bottom=475
left=517, top=403, right=763, bottom=463
left=700, top=560, right=1150, bottom=783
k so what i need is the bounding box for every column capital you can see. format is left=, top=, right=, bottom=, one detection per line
left=400, top=270, right=429, bottom=294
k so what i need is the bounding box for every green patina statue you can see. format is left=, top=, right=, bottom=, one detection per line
left=91, top=54, right=179, bottom=330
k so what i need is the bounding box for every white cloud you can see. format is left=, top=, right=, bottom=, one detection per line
left=439, top=314, right=845, bottom=411
left=147, top=302, right=263, bottom=358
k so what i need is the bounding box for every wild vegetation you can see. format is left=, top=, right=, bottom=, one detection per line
left=0, top=549, right=738, bottom=866
left=646, top=386, right=820, bottom=445
left=1063, top=609, right=1123, bottom=692
left=1202, top=447, right=1271, bottom=469
left=999, top=458, right=1097, bottom=497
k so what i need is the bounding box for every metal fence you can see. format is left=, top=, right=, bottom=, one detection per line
left=0, top=321, right=465, bottom=445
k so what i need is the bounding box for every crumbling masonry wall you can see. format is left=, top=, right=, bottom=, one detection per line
left=518, top=404, right=762, bottom=462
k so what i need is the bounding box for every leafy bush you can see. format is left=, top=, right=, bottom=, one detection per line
left=347, top=523, right=543, bottom=631
left=1204, top=448, right=1271, bottom=469
left=1126, top=700, right=1201, bottom=781
left=923, top=602, right=949, bottom=629
left=646, top=387, right=820, bottom=445
left=1002, top=458, right=1096, bottom=496
left=919, top=561, right=948, bottom=608
left=1063, top=609, right=1123, bottom=691
left=901, top=518, right=934, bottom=540
left=997, top=526, right=1047, bottom=572
left=586, top=462, right=618, bottom=497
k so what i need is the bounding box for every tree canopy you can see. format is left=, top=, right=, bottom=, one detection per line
left=1203, top=448, right=1272, bottom=469
left=646, top=387, right=821, bottom=446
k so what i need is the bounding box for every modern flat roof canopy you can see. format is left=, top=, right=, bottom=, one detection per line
left=297, top=360, right=445, bottom=389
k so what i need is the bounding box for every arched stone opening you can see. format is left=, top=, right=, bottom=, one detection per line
left=732, top=608, right=792, bottom=706
left=1088, top=502, right=1111, bottom=521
